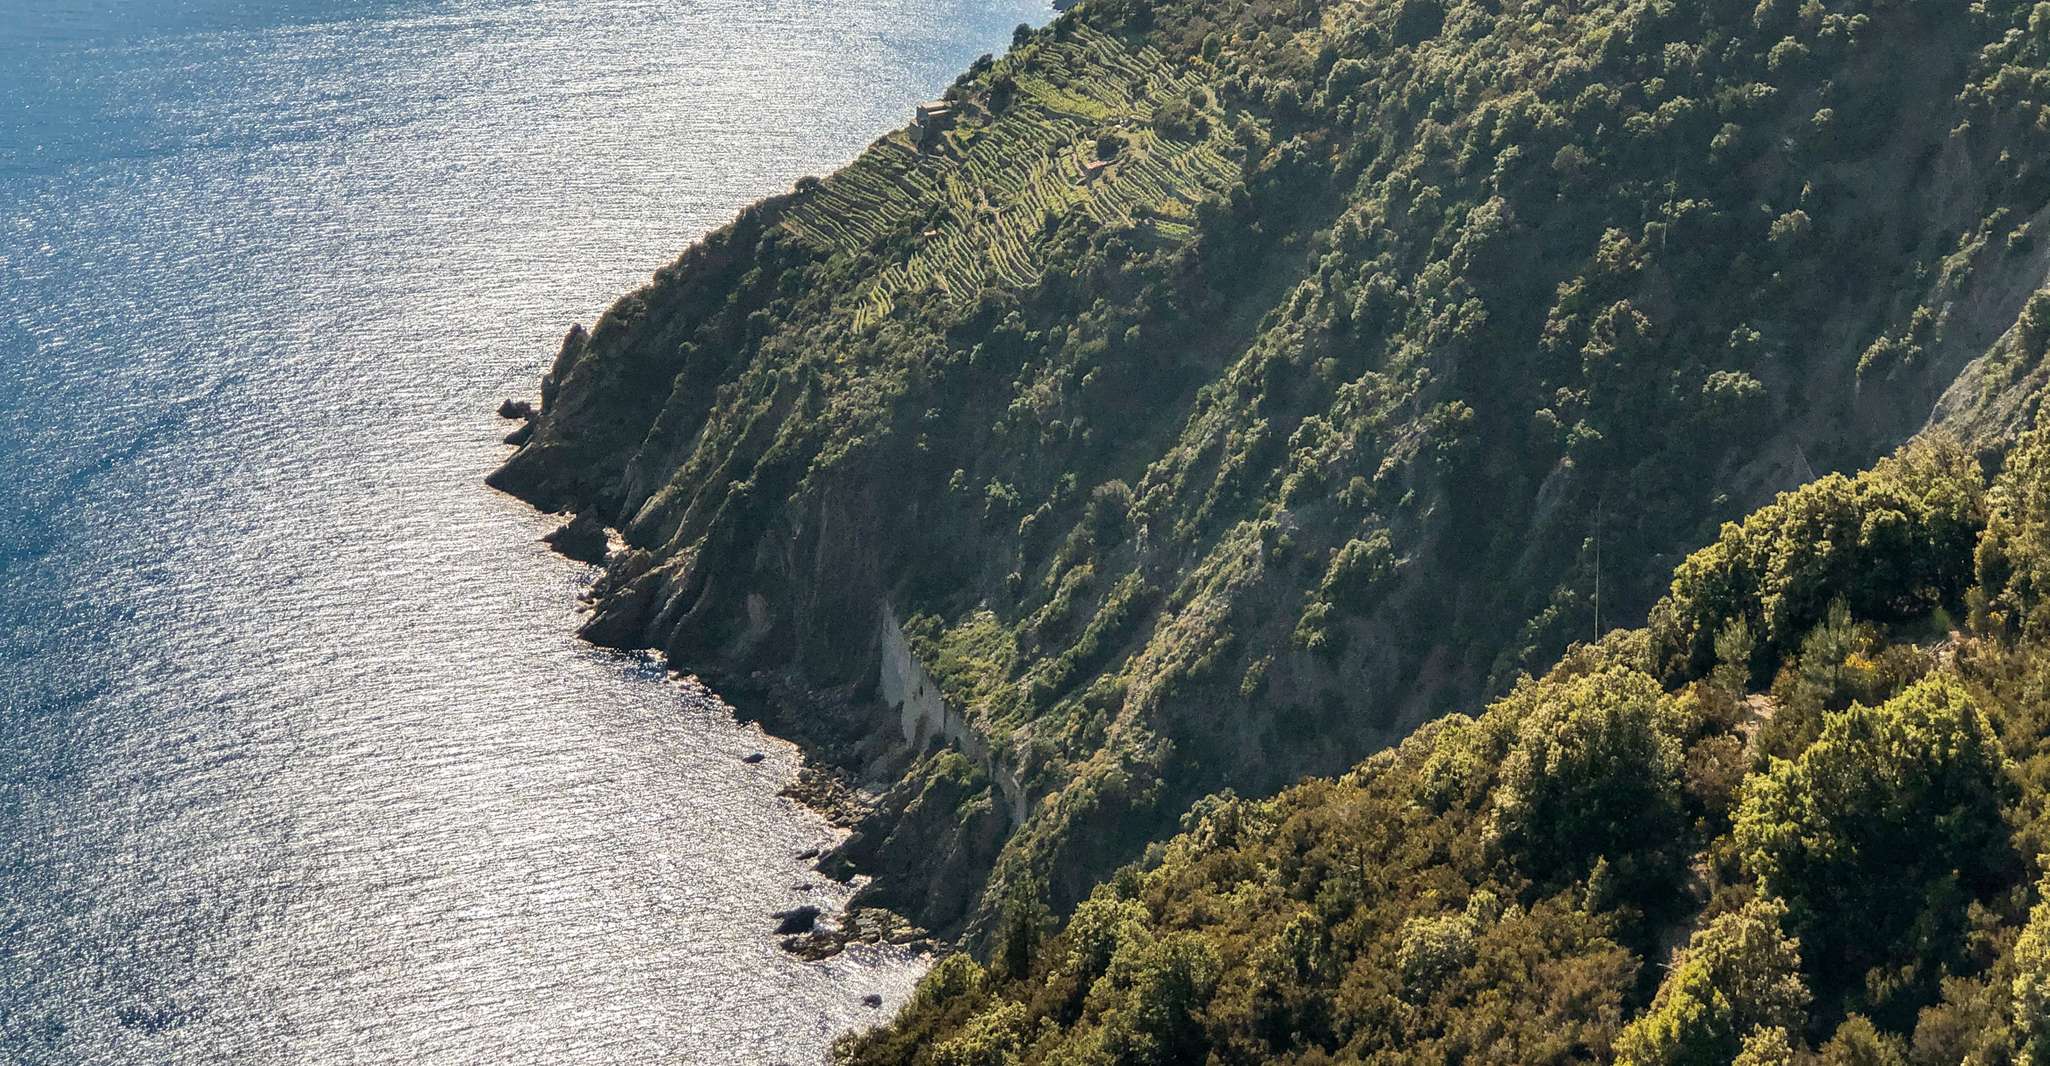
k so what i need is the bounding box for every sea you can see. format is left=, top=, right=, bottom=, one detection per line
left=0, top=1, right=1040, bottom=1062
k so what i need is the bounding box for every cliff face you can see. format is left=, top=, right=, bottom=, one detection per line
left=881, top=607, right=1030, bottom=829
left=496, top=0, right=2050, bottom=937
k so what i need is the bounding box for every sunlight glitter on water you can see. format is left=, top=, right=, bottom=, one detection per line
left=0, top=1, right=1041, bottom=1062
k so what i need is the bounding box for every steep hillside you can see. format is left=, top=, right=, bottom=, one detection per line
left=493, top=0, right=2050, bottom=937
left=834, top=426, right=2050, bottom=1065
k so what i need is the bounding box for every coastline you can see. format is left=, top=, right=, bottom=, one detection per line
left=505, top=435, right=961, bottom=964
left=665, top=669, right=946, bottom=962
left=493, top=364, right=1024, bottom=950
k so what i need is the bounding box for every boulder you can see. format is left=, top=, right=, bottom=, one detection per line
left=773, top=905, right=822, bottom=935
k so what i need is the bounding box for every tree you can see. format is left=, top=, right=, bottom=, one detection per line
left=1044, top=892, right=1151, bottom=1019
left=1733, top=1027, right=1797, bottom=1066
left=994, top=876, right=1053, bottom=980
left=1489, top=667, right=1687, bottom=901
left=1615, top=900, right=1809, bottom=1066
left=1393, top=0, right=1444, bottom=44
left=932, top=1001, right=1030, bottom=1066
left=1734, top=676, right=2019, bottom=1018
left=1396, top=912, right=1478, bottom=1001
left=1248, top=910, right=1336, bottom=1048
left=1648, top=440, right=1985, bottom=682
left=1090, top=933, right=1220, bottom=1065
left=1818, top=1015, right=1908, bottom=1066
left=2012, top=874, right=2050, bottom=1064
left=1977, top=425, right=2050, bottom=638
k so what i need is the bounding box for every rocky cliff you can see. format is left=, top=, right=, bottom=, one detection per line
left=495, top=0, right=2050, bottom=939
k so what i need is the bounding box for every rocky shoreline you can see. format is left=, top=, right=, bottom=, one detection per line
left=705, top=671, right=951, bottom=957
left=667, top=660, right=947, bottom=961
left=495, top=397, right=952, bottom=963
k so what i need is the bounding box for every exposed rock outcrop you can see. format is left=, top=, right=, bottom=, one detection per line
left=542, top=512, right=610, bottom=565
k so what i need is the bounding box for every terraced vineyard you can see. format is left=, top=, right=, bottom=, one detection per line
left=778, top=23, right=1241, bottom=328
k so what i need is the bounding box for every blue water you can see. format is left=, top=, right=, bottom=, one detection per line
left=0, top=2, right=1039, bottom=1062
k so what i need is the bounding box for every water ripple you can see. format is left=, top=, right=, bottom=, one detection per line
left=0, top=0, right=1043, bottom=1062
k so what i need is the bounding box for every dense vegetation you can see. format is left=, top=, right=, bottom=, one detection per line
left=497, top=0, right=2050, bottom=948
left=835, top=426, right=2050, bottom=1064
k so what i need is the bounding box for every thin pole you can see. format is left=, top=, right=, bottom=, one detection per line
left=1593, top=493, right=1603, bottom=642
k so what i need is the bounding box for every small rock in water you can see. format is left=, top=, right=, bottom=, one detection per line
left=862, top=994, right=884, bottom=1009
left=773, top=905, right=821, bottom=935
left=792, top=882, right=815, bottom=892
left=742, top=752, right=766, bottom=764
left=795, top=848, right=821, bottom=861
left=497, top=398, right=534, bottom=419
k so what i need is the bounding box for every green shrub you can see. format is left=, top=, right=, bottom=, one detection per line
left=1734, top=676, right=2018, bottom=1019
